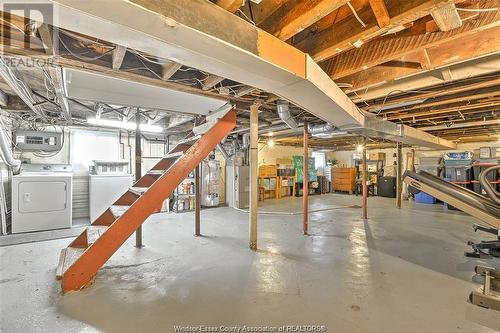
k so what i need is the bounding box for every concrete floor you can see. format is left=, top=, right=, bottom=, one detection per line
left=1, top=194, right=499, bottom=332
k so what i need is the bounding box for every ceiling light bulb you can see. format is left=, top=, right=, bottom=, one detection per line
left=268, top=139, right=275, bottom=148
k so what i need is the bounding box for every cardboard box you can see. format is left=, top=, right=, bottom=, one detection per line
left=369, top=152, right=386, bottom=161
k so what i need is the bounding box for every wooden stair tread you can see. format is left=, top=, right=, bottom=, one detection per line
left=178, top=134, right=201, bottom=145
left=129, top=187, right=149, bottom=195
left=164, top=151, right=184, bottom=159
left=147, top=170, right=165, bottom=175
left=56, top=247, right=85, bottom=279
left=109, top=205, right=130, bottom=218
left=86, top=225, right=109, bottom=244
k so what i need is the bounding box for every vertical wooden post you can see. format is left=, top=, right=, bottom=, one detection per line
left=135, top=109, right=143, bottom=247
left=249, top=103, right=259, bottom=250
left=396, top=142, right=403, bottom=209
left=411, top=148, right=416, bottom=172
left=303, top=120, right=309, bottom=235
left=195, top=164, right=201, bottom=236
left=362, top=138, right=368, bottom=220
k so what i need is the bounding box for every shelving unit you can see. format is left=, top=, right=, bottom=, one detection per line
left=277, top=175, right=296, bottom=198
left=173, top=172, right=196, bottom=212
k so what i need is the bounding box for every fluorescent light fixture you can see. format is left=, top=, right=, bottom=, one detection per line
left=87, top=117, right=163, bottom=133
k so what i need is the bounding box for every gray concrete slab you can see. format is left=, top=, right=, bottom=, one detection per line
left=1, top=194, right=499, bottom=332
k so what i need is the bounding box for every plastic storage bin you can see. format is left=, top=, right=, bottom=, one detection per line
left=415, top=192, right=436, bottom=204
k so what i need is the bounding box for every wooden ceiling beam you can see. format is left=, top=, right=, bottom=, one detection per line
left=201, top=75, right=225, bottom=91
left=431, top=3, right=462, bottom=31
left=250, top=0, right=289, bottom=25
left=368, top=0, right=390, bottom=28
left=297, top=0, right=457, bottom=62
left=215, top=0, right=245, bottom=13
left=293, top=0, right=368, bottom=46
left=161, top=62, right=182, bottom=80
left=341, top=24, right=500, bottom=91
left=259, top=0, right=349, bottom=41
left=380, top=86, right=500, bottom=115
left=364, top=76, right=500, bottom=112
left=386, top=100, right=500, bottom=120
left=329, top=6, right=500, bottom=79
left=112, top=45, right=127, bottom=70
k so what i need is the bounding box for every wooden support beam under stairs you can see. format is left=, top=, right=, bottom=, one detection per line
left=57, top=107, right=237, bottom=293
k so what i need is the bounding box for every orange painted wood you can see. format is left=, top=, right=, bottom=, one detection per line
left=61, top=110, right=236, bottom=292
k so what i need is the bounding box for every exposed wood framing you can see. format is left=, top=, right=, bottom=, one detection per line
left=369, top=0, right=390, bottom=28
left=260, top=0, right=348, bottom=41
left=202, top=75, right=225, bottom=91
left=161, top=62, right=182, bottom=80
left=37, top=24, right=54, bottom=55
left=215, top=0, right=245, bottom=13
left=341, top=25, right=500, bottom=91
left=250, top=0, right=289, bottom=25
left=0, top=90, right=8, bottom=107
left=296, top=0, right=457, bottom=62
left=329, top=7, right=500, bottom=79
left=112, top=45, right=127, bottom=70
left=431, top=3, right=462, bottom=31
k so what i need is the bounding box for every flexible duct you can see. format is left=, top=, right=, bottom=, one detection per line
left=307, top=122, right=348, bottom=138
left=277, top=100, right=298, bottom=129
left=0, top=125, right=20, bottom=173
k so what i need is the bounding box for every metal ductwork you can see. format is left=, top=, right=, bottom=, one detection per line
left=0, top=125, right=20, bottom=173
left=307, top=122, right=348, bottom=139
left=277, top=100, right=298, bottom=129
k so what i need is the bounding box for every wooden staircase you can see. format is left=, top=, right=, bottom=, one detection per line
left=57, top=107, right=236, bottom=293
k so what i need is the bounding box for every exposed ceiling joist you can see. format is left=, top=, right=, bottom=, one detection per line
left=37, top=23, right=54, bottom=55
left=297, top=0, right=457, bottom=62
left=431, top=3, right=462, bottom=31
left=202, top=75, right=225, bottom=91
left=368, top=0, right=391, bottom=28
left=161, top=62, right=182, bottom=80
left=112, top=45, right=127, bottom=70
left=329, top=7, right=500, bottom=79
left=419, top=119, right=500, bottom=131
left=215, top=0, right=245, bottom=13
left=349, top=53, right=500, bottom=102
left=342, top=25, right=500, bottom=91
left=260, top=0, right=348, bottom=41
left=0, top=90, right=8, bottom=107
left=250, top=0, right=289, bottom=25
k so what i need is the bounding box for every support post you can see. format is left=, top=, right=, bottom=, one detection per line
left=396, top=142, right=403, bottom=209
left=195, top=164, right=201, bottom=236
left=362, top=138, right=368, bottom=220
left=411, top=148, right=416, bottom=172
left=303, top=120, right=309, bottom=235
left=249, top=103, right=259, bottom=250
left=135, top=110, right=143, bottom=247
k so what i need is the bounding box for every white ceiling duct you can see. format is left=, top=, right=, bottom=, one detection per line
left=63, top=68, right=227, bottom=116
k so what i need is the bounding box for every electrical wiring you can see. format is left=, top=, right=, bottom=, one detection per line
left=347, top=1, right=367, bottom=28
left=59, top=36, right=115, bottom=61
left=129, top=50, right=170, bottom=66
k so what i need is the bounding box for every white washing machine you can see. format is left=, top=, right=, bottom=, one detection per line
left=12, top=164, right=73, bottom=233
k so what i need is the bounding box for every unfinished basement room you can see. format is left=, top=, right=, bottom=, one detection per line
left=0, top=0, right=499, bottom=332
